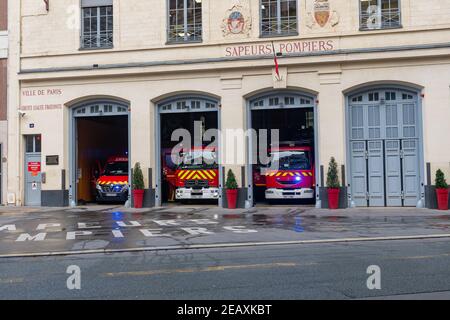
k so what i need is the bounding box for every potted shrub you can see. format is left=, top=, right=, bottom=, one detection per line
left=326, top=157, right=340, bottom=210
left=435, top=169, right=449, bottom=210
left=132, top=162, right=145, bottom=208
left=226, top=169, right=238, bottom=209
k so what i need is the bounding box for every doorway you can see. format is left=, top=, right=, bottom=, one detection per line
left=70, top=101, right=130, bottom=206
left=156, top=96, right=221, bottom=207
left=347, top=88, right=423, bottom=207
left=246, top=91, right=318, bottom=206
left=24, top=135, right=42, bottom=206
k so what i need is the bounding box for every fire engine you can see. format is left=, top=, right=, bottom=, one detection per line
left=263, top=141, right=315, bottom=200
left=95, top=156, right=129, bottom=203
left=174, top=147, right=220, bottom=200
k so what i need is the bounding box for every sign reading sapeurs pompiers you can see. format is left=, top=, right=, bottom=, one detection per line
left=225, top=39, right=335, bottom=57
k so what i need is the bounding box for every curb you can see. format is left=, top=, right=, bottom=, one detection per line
left=1, top=233, right=450, bottom=259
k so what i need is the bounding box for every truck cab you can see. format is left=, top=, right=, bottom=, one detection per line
left=263, top=143, right=315, bottom=200
left=174, top=147, right=219, bottom=200
left=95, top=156, right=129, bottom=203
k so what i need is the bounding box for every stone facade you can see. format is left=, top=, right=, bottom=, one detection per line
left=6, top=0, right=450, bottom=208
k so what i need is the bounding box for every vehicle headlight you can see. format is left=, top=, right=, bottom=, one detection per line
left=122, top=184, right=129, bottom=192
left=96, top=183, right=102, bottom=191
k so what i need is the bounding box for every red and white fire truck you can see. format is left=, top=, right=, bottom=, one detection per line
left=173, top=147, right=220, bottom=200
left=95, top=156, right=129, bottom=203
left=262, top=141, right=315, bottom=200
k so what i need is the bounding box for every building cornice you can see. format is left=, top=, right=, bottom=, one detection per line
left=18, top=42, right=450, bottom=78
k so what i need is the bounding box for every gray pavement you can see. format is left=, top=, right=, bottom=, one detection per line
left=1, top=238, right=450, bottom=299
left=0, top=206, right=449, bottom=257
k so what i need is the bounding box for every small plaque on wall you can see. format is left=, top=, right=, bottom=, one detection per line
left=46, top=155, right=59, bottom=165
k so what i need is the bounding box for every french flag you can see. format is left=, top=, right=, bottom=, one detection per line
left=272, top=42, right=280, bottom=80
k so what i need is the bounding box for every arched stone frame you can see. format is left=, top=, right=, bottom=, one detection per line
left=67, top=97, right=131, bottom=207
left=244, top=88, right=321, bottom=208
left=152, top=93, right=222, bottom=208
left=344, top=83, right=425, bottom=208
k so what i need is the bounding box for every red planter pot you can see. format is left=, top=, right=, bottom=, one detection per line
left=436, top=188, right=449, bottom=210
left=132, top=189, right=145, bottom=209
left=327, top=188, right=340, bottom=210
left=226, top=189, right=238, bottom=209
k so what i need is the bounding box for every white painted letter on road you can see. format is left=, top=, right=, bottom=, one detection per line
left=37, top=223, right=61, bottom=230
left=153, top=220, right=180, bottom=227
left=116, top=221, right=142, bottom=227
left=78, top=222, right=101, bottom=229
left=66, top=231, right=93, bottom=240
left=181, top=227, right=214, bottom=236
left=140, top=229, right=168, bottom=237
left=223, top=226, right=258, bottom=233
left=16, top=233, right=47, bottom=242
left=0, top=224, right=16, bottom=232
left=112, top=230, right=124, bottom=238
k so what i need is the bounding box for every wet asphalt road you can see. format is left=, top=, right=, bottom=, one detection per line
left=1, top=206, right=450, bottom=256
left=1, top=238, right=450, bottom=300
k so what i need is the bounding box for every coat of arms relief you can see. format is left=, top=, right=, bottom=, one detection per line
left=222, top=0, right=252, bottom=37
left=306, top=0, right=340, bottom=29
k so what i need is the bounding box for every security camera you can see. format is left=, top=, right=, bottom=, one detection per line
left=18, top=111, right=26, bottom=117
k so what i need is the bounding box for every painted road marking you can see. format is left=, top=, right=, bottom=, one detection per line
left=0, top=278, right=24, bottom=284
left=103, top=262, right=303, bottom=278
left=394, top=253, right=450, bottom=260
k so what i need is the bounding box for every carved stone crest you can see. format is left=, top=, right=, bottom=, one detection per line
left=306, top=0, right=340, bottom=29
left=222, top=1, right=251, bottom=37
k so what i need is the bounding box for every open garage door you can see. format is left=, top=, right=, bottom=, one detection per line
left=247, top=91, right=318, bottom=207
left=70, top=101, right=130, bottom=206
left=347, top=88, right=423, bottom=207
left=156, top=96, right=221, bottom=207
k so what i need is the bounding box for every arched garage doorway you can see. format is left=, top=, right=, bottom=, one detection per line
left=346, top=86, right=424, bottom=207
left=246, top=90, right=319, bottom=206
left=69, top=99, right=130, bottom=207
left=155, top=95, right=222, bottom=207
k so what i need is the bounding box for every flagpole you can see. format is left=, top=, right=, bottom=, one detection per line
left=271, top=41, right=281, bottom=81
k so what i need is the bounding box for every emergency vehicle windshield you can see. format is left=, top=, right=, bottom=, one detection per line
left=179, top=150, right=218, bottom=170
left=270, top=151, right=311, bottom=170
left=103, top=162, right=129, bottom=176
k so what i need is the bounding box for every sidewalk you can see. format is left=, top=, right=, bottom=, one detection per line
left=1, top=204, right=447, bottom=217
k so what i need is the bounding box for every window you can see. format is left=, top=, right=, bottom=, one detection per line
left=25, top=135, right=42, bottom=153
left=81, top=0, right=113, bottom=49
left=360, top=0, right=401, bottom=31
left=261, top=0, right=297, bottom=37
left=168, top=0, right=202, bottom=43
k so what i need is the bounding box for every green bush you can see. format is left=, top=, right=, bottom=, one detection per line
left=226, top=169, right=238, bottom=190
left=132, top=162, right=145, bottom=190
left=435, top=169, right=448, bottom=189
left=326, top=157, right=340, bottom=188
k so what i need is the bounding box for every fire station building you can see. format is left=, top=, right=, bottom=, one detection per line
left=6, top=0, right=450, bottom=208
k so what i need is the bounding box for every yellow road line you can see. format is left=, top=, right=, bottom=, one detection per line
left=0, top=278, right=24, bottom=284
left=103, top=262, right=304, bottom=278
left=395, top=253, right=450, bottom=260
